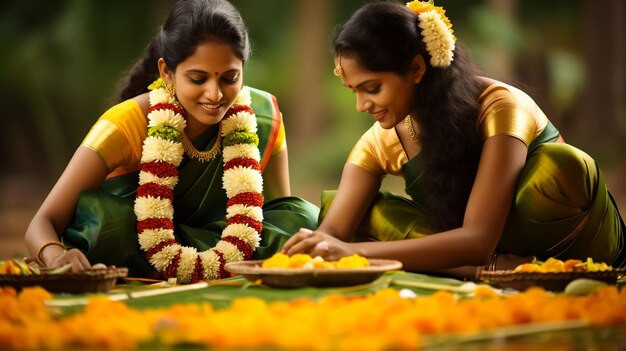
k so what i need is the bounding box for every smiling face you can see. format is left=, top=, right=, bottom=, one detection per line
left=336, top=54, right=424, bottom=129
left=159, top=40, right=243, bottom=139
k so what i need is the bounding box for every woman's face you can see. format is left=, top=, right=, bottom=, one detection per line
left=161, top=40, right=243, bottom=138
left=336, top=55, right=421, bottom=129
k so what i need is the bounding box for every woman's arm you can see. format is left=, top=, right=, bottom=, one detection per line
left=262, top=148, right=291, bottom=201
left=318, top=163, right=382, bottom=240
left=352, top=134, right=528, bottom=269
left=435, top=253, right=534, bottom=280
left=284, top=135, right=528, bottom=271
left=25, top=146, right=108, bottom=271
left=282, top=163, right=382, bottom=256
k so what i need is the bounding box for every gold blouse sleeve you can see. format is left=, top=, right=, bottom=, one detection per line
left=347, top=123, right=407, bottom=178
left=81, top=99, right=147, bottom=174
left=477, top=83, right=548, bottom=146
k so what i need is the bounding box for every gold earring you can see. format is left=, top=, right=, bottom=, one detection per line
left=165, top=82, right=176, bottom=97
left=333, top=55, right=344, bottom=77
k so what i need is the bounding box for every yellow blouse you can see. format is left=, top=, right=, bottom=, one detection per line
left=347, top=81, right=551, bottom=178
left=82, top=99, right=286, bottom=178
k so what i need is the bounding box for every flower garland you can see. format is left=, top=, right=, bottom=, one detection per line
left=134, top=78, right=263, bottom=284
left=406, top=1, right=456, bottom=67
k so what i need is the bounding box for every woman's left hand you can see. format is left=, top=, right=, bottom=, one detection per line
left=281, top=228, right=355, bottom=261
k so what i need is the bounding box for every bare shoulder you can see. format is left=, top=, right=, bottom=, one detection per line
left=476, top=76, right=501, bottom=89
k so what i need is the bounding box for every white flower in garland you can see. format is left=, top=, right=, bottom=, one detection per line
left=134, top=78, right=264, bottom=284
left=223, top=144, right=261, bottom=163
left=138, top=228, right=175, bottom=250
left=147, top=109, right=187, bottom=131
left=134, top=196, right=174, bottom=221
left=216, top=241, right=245, bottom=262
left=138, top=172, right=178, bottom=189
left=199, top=250, right=222, bottom=280
left=223, top=167, right=264, bottom=198
left=151, top=244, right=181, bottom=271
left=140, top=137, right=184, bottom=166
left=221, top=111, right=258, bottom=136
left=226, top=204, right=263, bottom=222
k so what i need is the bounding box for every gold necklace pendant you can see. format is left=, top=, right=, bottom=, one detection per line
left=404, top=116, right=420, bottom=145
left=182, top=124, right=222, bottom=162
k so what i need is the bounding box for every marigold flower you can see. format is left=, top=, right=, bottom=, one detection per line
left=262, top=252, right=290, bottom=268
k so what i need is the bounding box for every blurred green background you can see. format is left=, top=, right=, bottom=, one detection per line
left=1, top=0, right=625, bottom=259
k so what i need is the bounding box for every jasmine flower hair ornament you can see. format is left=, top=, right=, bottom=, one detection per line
left=406, top=0, right=456, bottom=67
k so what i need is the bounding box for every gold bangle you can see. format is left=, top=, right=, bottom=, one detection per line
left=36, top=240, right=67, bottom=263
left=474, top=265, right=484, bottom=281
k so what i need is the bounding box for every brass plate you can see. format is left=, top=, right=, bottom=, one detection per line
left=225, top=259, right=402, bottom=288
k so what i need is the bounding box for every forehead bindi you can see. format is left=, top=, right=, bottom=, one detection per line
left=339, top=77, right=354, bottom=89
left=336, top=57, right=365, bottom=89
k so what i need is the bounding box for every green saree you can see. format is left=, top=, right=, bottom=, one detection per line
left=62, top=88, right=319, bottom=277
left=322, top=140, right=626, bottom=268
left=322, top=81, right=624, bottom=268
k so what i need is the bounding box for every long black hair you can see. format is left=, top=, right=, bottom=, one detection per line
left=118, top=0, right=250, bottom=102
left=333, top=1, right=484, bottom=230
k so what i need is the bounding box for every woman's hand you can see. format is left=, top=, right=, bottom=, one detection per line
left=282, top=228, right=356, bottom=261
left=42, top=248, right=91, bottom=272
left=25, top=147, right=108, bottom=272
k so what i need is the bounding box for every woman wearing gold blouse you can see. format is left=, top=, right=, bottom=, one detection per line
left=282, top=1, right=625, bottom=278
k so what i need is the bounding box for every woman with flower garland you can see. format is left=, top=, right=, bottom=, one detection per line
left=25, top=0, right=318, bottom=283
left=283, top=0, right=626, bottom=278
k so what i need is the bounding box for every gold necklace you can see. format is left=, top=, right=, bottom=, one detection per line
left=404, top=116, right=419, bottom=145
left=181, top=124, right=222, bottom=162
